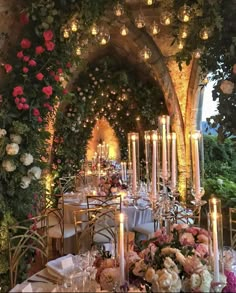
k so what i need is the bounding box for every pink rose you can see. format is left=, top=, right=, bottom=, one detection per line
left=17, top=51, right=24, bottom=59
left=66, top=62, right=71, bottom=68
left=23, top=67, right=29, bottom=73
left=195, top=243, right=209, bottom=258
left=63, top=89, right=68, bottom=95
left=37, top=116, right=43, bottom=123
left=179, top=232, right=195, bottom=246
left=54, top=75, right=59, bottom=82
left=23, top=56, right=30, bottom=62
left=33, top=108, right=40, bottom=116
left=23, top=103, right=29, bottom=110
left=36, top=73, right=44, bottom=80
left=42, top=86, right=53, bottom=97
left=12, top=86, right=24, bottom=97
left=28, top=59, right=37, bottom=66
left=45, top=41, right=55, bottom=51
left=20, top=38, right=31, bottom=49
left=17, top=103, right=24, bottom=110
left=35, top=46, right=45, bottom=55
left=20, top=97, right=26, bottom=103
left=14, top=97, right=20, bottom=104
left=43, top=30, right=54, bottom=41
left=57, top=68, right=63, bottom=74
left=4, top=64, right=12, bottom=73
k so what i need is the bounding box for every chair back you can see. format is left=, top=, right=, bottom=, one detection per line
left=86, top=195, right=121, bottom=211
left=59, top=176, right=76, bottom=194
left=175, top=203, right=201, bottom=226
left=229, top=208, right=236, bottom=249
left=8, top=214, right=48, bottom=288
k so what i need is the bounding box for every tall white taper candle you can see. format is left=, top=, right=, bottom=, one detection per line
left=120, top=213, right=125, bottom=286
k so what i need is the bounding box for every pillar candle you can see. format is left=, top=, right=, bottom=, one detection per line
left=119, top=213, right=125, bottom=286
left=131, top=134, right=137, bottom=195
left=171, top=132, right=177, bottom=190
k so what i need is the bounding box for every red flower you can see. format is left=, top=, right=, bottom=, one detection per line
left=37, top=116, right=43, bottom=123
left=4, top=64, right=12, bottom=73
left=43, top=30, right=54, bottom=41
left=63, top=89, right=68, bottom=95
left=20, top=38, right=31, bottom=49
left=45, top=41, right=55, bottom=51
left=33, top=108, right=40, bottom=116
left=20, top=12, right=29, bottom=25
left=23, top=103, right=29, bottom=110
left=66, top=62, right=71, bottom=68
left=14, top=97, right=20, bottom=104
left=49, top=71, right=55, bottom=76
left=12, top=86, right=24, bottom=97
left=28, top=59, right=37, bottom=66
left=20, top=97, right=26, bottom=103
left=57, top=68, right=63, bottom=74
left=17, top=51, right=24, bottom=59
left=35, top=46, right=45, bottom=55
left=54, top=75, right=59, bottom=82
left=42, top=85, right=53, bottom=97
left=27, top=213, right=33, bottom=219
left=23, top=56, right=30, bottom=62
left=36, top=73, right=44, bottom=80
left=43, top=103, right=53, bottom=111
left=17, top=103, right=24, bottom=110
left=23, top=67, right=29, bottom=73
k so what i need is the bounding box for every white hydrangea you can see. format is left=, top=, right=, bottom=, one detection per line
left=2, top=160, right=16, bottom=172
left=10, top=134, right=22, bottom=144
left=220, top=80, right=234, bottom=94
left=0, top=129, right=7, bottom=138
left=20, top=153, right=34, bottom=166
left=28, top=166, right=42, bottom=180
left=20, top=176, right=31, bottom=189
left=6, top=143, right=19, bottom=155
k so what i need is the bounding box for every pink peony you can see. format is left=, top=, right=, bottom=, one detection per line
left=45, top=41, right=55, bottom=51
left=12, top=86, right=24, bottom=97
left=43, top=30, right=54, bottom=41
left=28, top=59, right=37, bottom=66
left=42, top=85, right=53, bottom=97
left=35, top=46, right=45, bottom=55
left=20, top=38, right=31, bottom=49
left=179, top=232, right=195, bottom=246
left=36, top=73, right=44, bottom=80
left=17, top=51, right=24, bottom=58
left=4, top=64, right=12, bottom=73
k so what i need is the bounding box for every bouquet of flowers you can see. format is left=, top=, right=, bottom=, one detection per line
left=127, top=223, right=220, bottom=292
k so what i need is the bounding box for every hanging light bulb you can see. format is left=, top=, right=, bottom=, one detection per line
left=150, top=21, right=160, bottom=36
left=71, top=19, right=79, bottom=32
left=90, top=23, right=99, bottom=36
left=76, top=46, right=82, bottom=56
left=160, top=11, right=172, bottom=26
left=144, top=0, right=154, bottom=5
left=113, top=2, right=124, bottom=17
left=199, top=26, right=209, bottom=40
left=177, top=4, right=191, bottom=22
left=96, top=27, right=110, bottom=45
left=139, top=46, right=152, bottom=60
left=179, top=25, right=188, bottom=38
left=177, top=39, right=185, bottom=49
left=135, top=13, right=146, bottom=28
left=62, top=27, right=70, bottom=38
left=120, top=24, right=129, bottom=36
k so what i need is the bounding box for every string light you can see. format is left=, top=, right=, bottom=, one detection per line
left=150, top=21, right=160, bottom=36
left=139, top=46, right=152, bottom=60
left=199, top=26, right=209, bottom=40
left=63, top=27, right=70, bottom=38
left=71, top=19, right=79, bottom=32
left=90, top=23, right=99, bottom=36
left=160, top=11, right=172, bottom=26
left=120, top=24, right=129, bottom=36
left=177, top=4, right=191, bottom=23
left=135, top=13, right=146, bottom=28
left=96, top=27, right=110, bottom=45
left=113, top=2, right=124, bottom=17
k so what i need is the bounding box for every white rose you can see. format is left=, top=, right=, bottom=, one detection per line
left=0, top=129, right=7, bottom=138
left=164, top=257, right=179, bottom=274
left=2, top=160, right=16, bottom=172
left=10, top=134, right=22, bottom=144
left=20, top=153, right=34, bottom=166
left=20, top=176, right=31, bottom=189
left=220, top=80, right=234, bottom=94
left=6, top=143, right=19, bottom=155
left=28, top=166, right=42, bottom=180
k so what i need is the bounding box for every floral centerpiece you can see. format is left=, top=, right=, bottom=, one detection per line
left=94, top=223, right=236, bottom=292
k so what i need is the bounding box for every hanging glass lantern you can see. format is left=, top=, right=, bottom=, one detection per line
left=135, top=13, right=146, bottom=28
left=120, top=24, right=129, bottom=36
left=113, top=2, right=124, bottom=17
left=71, top=19, right=79, bottom=32
left=177, top=4, right=192, bottom=22
left=76, top=46, right=82, bottom=56
left=144, top=0, right=154, bottom=5
left=179, top=25, right=188, bottom=38
left=150, top=21, right=160, bottom=36
left=177, top=39, right=184, bottom=49
left=90, top=23, right=99, bottom=36
left=160, top=11, right=172, bottom=26
left=62, top=26, right=70, bottom=39
left=199, top=26, right=209, bottom=40
left=193, top=48, right=202, bottom=59
left=139, top=46, right=152, bottom=60
left=96, top=27, right=110, bottom=45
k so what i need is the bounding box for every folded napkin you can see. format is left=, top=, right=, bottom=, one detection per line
left=46, top=254, right=76, bottom=278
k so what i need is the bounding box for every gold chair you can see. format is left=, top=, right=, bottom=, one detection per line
left=229, top=208, right=236, bottom=249
left=8, top=214, right=48, bottom=288
left=86, top=194, right=121, bottom=211
left=175, top=203, right=201, bottom=226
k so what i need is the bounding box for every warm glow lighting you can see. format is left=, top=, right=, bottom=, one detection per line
left=139, top=46, right=152, bottom=60
left=177, top=4, right=191, bottom=23
left=120, top=25, right=129, bottom=36
left=191, top=131, right=201, bottom=140
left=63, top=28, right=70, bottom=38
left=144, top=0, right=154, bottom=5
left=199, top=27, right=209, bottom=40
left=91, top=23, right=99, bottom=36
left=172, top=132, right=177, bottom=140
left=150, top=21, right=160, bottom=36
left=114, top=2, right=124, bottom=17
left=135, top=13, right=145, bottom=28
left=193, top=48, right=202, bottom=59
left=152, top=133, right=158, bottom=141
left=71, top=19, right=79, bottom=32
left=178, top=39, right=184, bottom=49
left=76, top=46, right=81, bottom=56
left=161, top=116, right=166, bottom=125
left=160, top=12, right=172, bottom=26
